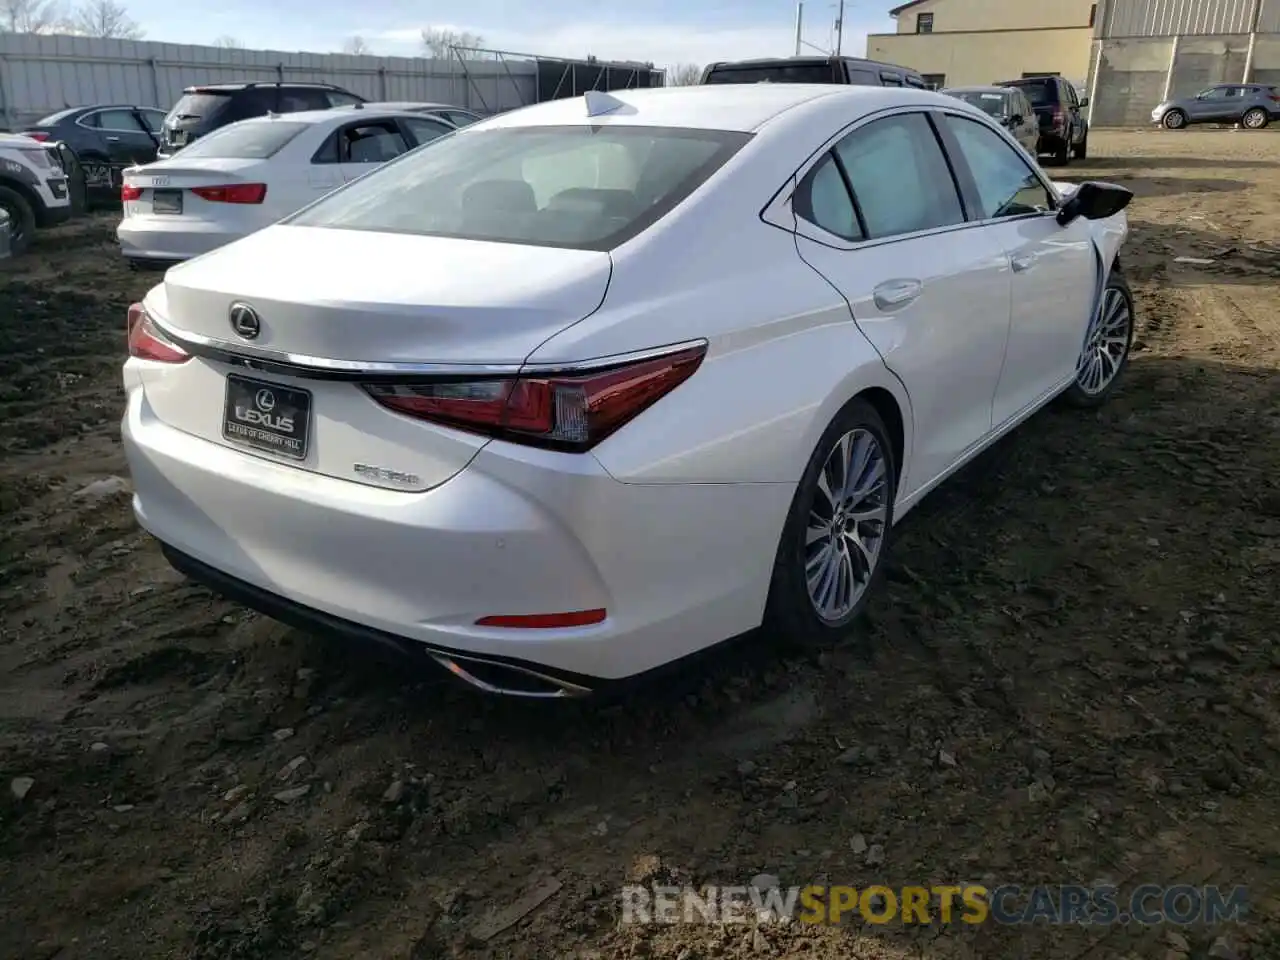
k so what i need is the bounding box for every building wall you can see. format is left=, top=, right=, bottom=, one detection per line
left=868, top=28, right=1094, bottom=88
left=0, top=32, right=543, bottom=130
left=892, top=0, right=1096, bottom=34
left=1097, top=0, right=1271, bottom=38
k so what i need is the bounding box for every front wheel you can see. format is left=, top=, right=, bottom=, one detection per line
left=1072, top=133, right=1088, bottom=159
left=0, top=185, right=36, bottom=257
left=764, top=399, right=897, bottom=646
left=1163, top=109, right=1187, bottom=130
left=1061, top=270, right=1135, bottom=409
left=1242, top=107, right=1269, bottom=129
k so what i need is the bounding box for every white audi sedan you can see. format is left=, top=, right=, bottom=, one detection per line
left=121, top=84, right=1135, bottom=697
left=116, top=106, right=456, bottom=268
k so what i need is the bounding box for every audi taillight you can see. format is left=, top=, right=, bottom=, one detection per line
left=362, top=343, right=707, bottom=452
left=191, top=183, right=267, bottom=204
left=121, top=184, right=142, bottom=201
left=127, top=303, right=190, bottom=364
left=21, top=131, right=50, bottom=142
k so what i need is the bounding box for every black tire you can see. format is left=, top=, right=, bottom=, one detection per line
left=0, top=184, right=36, bottom=257
left=1061, top=269, right=1135, bottom=409
left=1051, top=138, right=1070, bottom=166
left=56, top=144, right=88, bottom=217
left=1163, top=109, right=1187, bottom=130
left=1242, top=107, right=1269, bottom=130
left=764, top=398, right=897, bottom=646
left=1072, top=133, right=1088, bottom=160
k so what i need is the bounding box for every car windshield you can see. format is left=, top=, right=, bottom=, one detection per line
left=35, top=107, right=82, bottom=125
left=166, top=92, right=233, bottom=121
left=1012, top=80, right=1054, bottom=105
left=705, top=63, right=838, bottom=83
left=169, top=120, right=309, bottom=159
left=287, top=124, right=752, bottom=251
left=950, top=91, right=1008, bottom=117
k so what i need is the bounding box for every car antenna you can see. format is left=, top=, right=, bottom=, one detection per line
left=584, top=90, right=626, bottom=117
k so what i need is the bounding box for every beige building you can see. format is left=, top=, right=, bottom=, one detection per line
left=865, top=0, right=1097, bottom=90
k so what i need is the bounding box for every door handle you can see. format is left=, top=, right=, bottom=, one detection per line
left=873, top=278, right=922, bottom=310
left=105, top=136, right=120, bottom=142
left=1010, top=253, right=1036, bottom=273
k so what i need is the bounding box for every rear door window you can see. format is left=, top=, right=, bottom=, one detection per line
left=83, top=109, right=148, bottom=131
left=340, top=121, right=411, bottom=163
left=325, top=90, right=365, bottom=107
left=402, top=116, right=454, bottom=146
left=795, top=152, right=862, bottom=240
left=166, top=92, right=234, bottom=123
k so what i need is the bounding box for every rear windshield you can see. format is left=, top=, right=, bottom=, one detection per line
left=170, top=120, right=309, bottom=159
left=1009, top=79, right=1054, bottom=105
left=950, top=91, right=1009, bottom=116
left=705, top=63, right=839, bottom=84
left=35, top=107, right=81, bottom=125
left=166, top=92, right=234, bottom=122
left=287, top=125, right=752, bottom=252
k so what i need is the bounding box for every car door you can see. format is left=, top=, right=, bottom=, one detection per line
left=936, top=111, right=1097, bottom=426
left=790, top=110, right=1014, bottom=497
left=80, top=108, right=158, bottom=168
left=399, top=115, right=454, bottom=148
left=1188, top=86, right=1229, bottom=121
left=1060, top=79, right=1083, bottom=143
left=334, top=120, right=413, bottom=181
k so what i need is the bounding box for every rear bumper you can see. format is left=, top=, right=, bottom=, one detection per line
left=121, top=384, right=788, bottom=685
left=117, top=217, right=246, bottom=262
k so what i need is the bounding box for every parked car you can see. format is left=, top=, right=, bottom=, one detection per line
left=701, top=55, right=926, bottom=88
left=0, top=132, right=73, bottom=255
left=121, top=85, right=1134, bottom=698
left=157, top=82, right=367, bottom=160
left=1152, top=83, right=1280, bottom=130
left=996, top=75, right=1088, bottom=164
left=18, top=104, right=167, bottom=203
left=942, top=85, right=1039, bottom=155
left=360, top=101, right=485, bottom=126
left=119, top=107, right=455, bottom=268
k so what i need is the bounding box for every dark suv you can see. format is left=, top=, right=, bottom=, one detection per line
left=157, top=82, right=366, bottom=159
left=996, top=75, right=1088, bottom=165
left=701, top=56, right=926, bottom=88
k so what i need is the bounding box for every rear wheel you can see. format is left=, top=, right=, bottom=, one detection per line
left=1072, top=132, right=1088, bottom=159
left=1051, top=138, right=1070, bottom=166
left=0, top=185, right=36, bottom=257
left=1163, top=108, right=1187, bottom=130
left=764, top=399, right=896, bottom=646
left=1242, top=107, right=1269, bottom=130
left=1062, top=270, right=1135, bottom=409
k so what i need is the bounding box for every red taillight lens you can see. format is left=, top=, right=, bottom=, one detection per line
left=476, top=609, right=607, bottom=628
left=1052, top=109, right=1065, bottom=126
left=363, top=344, right=707, bottom=452
left=127, top=303, right=190, bottom=364
left=121, top=184, right=142, bottom=201
left=21, top=131, right=50, bottom=142
left=190, top=183, right=266, bottom=204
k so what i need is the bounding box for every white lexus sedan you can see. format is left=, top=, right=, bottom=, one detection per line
left=121, top=85, right=1135, bottom=697
left=116, top=106, right=456, bottom=268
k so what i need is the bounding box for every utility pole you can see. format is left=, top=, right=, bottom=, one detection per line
left=835, top=0, right=845, bottom=56
left=795, top=2, right=804, bottom=56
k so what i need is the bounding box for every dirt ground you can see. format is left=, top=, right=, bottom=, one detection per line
left=2, top=129, right=1279, bottom=960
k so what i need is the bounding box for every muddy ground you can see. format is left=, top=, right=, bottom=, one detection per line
left=2, top=130, right=1279, bottom=960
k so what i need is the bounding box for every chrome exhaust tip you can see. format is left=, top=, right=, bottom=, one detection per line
left=427, top=650, right=593, bottom=699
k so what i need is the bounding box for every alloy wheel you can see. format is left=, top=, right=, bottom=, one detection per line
left=1164, top=112, right=1185, bottom=129
left=1243, top=109, right=1267, bottom=129
left=804, top=428, right=889, bottom=623
left=0, top=200, right=24, bottom=248
left=1075, top=286, right=1132, bottom=396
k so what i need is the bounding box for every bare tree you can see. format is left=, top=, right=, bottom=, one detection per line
left=211, top=35, right=243, bottom=48
left=420, top=26, right=485, bottom=59
left=666, top=63, right=703, bottom=86
left=67, top=0, right=142, bottom=38
left=342, top=34, right=371, bottom=55
left=0, top=0, right=66, bottom=33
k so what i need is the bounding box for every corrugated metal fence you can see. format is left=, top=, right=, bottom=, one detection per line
left=1088, top=0, right=1280, bottom=125
left=0, top=33, right=538, bottom=129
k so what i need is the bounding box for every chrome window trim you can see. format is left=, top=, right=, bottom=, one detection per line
left=75, top=108, right=148, bottom=135
left=761, top=102, right=1065, bottom=252
left=148, top=313, right=707, bottom=381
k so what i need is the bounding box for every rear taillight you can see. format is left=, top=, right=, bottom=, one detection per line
left=190, top=183, right=266, bottom=204
left=362, top=343, right=707, bottom=452
left=121, top=184, right=142, bottom=201
left=1052, top=109, right=1065, bottom=126
left=127, top=303, right=190, bottom=364
left=21, top=131, right=50, bottom=142
left=1270, top=93, right=1280, bottom=103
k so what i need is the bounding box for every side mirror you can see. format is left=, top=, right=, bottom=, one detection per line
left=1009, top=113, right=1024, bottom=126
left=1056, top=180, right=1133, bottom=226
left=1079, top=96, right=1090, bottom=107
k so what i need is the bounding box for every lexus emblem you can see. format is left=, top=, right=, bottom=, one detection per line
left=254, top=389, right=276, bottom=411
left=228, top=302, right=261, bottom=340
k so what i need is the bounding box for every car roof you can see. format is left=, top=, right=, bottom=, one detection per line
left=230, top=107, right=438, bottom=127
left=182, top=82, right=348, bottom=92
left=707, top=55, right=913, bottom=71
left=476, top=84, right=955, bottom=134
left=945, top=85, right=1013, bottom=95
left=359, top=101, right=466, bottom=111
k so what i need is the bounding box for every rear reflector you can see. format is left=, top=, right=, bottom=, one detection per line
left=363, top=343, right=707, bottom=452
left=127, top=303, right=190, bottom=364
left=121, top=184, right=142, bottom=201
left=191, top=183, right=267, bottom=204
left=475, top=609, right=607, bottom=628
